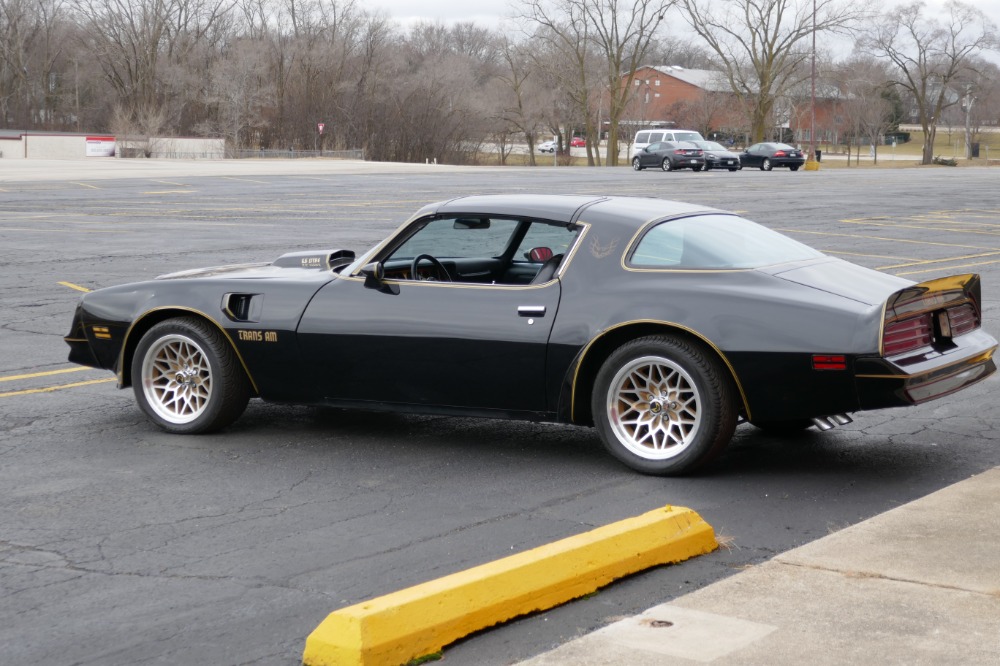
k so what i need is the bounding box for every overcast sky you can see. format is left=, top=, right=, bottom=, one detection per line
left=365, top=0, right=1000, bottom=37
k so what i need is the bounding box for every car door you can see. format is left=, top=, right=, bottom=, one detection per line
left=296, top=216, right=572, bottom=414
left=742, top=144, right=762, bottom=167
left=640, top=142, right=662, bottom=168
left=297, top=279, right=560, bottom=413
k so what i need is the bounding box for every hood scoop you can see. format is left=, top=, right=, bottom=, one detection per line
left=273, top=249, right=356, bottom=270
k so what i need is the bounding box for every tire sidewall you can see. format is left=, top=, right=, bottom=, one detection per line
left=592, top=335, right=735, bottom=475
left=131, top=318, right=246, bottom=434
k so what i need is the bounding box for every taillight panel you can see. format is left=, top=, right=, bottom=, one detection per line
left=882, top=280, right=982, bottom=357
left=883, top=315, right=934, bottom=356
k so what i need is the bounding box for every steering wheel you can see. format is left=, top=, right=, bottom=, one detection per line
left=410, top=254, right=452, bottom=282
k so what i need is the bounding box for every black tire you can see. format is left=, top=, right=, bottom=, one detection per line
left=692, top=165, right=704, bottom=172
left=131, top=317, right=251, bottom=434
left=632, top=157, right=643, bottom=171
left=750, top=419, right=814, bottom=435
left=661, top=158, right=674, bottom=172
left=790, top=165, right=800, bottom=171
left=703, top=164, right=713, bottom=171
left=592, top=335, right=738, bottom=475
left=728, top=167, right=739, bottom=172
left=761, top=158, right=773, bottom=171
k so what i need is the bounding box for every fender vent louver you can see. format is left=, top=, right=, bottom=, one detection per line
left=223, top=293, right=262, bottom=322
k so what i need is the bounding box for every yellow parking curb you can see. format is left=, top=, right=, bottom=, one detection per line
left=302, top=505, right=717, bottom=666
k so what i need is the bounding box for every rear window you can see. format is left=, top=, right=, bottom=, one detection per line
left=629, top=214, right=823, bottom=269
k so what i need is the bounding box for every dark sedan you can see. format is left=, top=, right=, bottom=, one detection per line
left=691, top=140, right=742, bottom=171
left=66, top=195, right=997, bottom=475
left=740, top=142, right=806, bottom=171
left=631, top=141, right=705, bottom=172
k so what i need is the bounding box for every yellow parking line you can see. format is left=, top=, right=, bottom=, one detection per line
left=58, top=281, right=91, bottom=292
left=0, top=377, right=116, bottom=398
left=895, top=258, right=1000, bottom=276
left=841, top=220, right=1000, bottom=237
left=877, top=251, right=1000, bottom=271
left=778, top=228, right=996, bottom=251
left=72, top=182, right=101, bottom=189
left=0, top=367, right=90, bottom=382
left=826, top=250, right=920, bottom=261
left=222, top=176, right=270, bottom=184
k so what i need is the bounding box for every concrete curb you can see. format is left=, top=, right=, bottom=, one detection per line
left=302, top=505, right=718, bottom=666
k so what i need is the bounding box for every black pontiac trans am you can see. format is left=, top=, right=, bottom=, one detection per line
left=66, top=195, right=997, bottom=475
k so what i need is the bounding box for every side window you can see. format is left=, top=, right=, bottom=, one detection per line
left=635, top=131, right=650, bottom=144
left=512, top=221, right=578, bottom=263
left=390, top=217, right=520, bottom=261
left=649, top=131, right=665, bottom=142
left=630, top=214, right=823, bottom=269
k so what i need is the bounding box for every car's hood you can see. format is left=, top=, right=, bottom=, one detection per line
left=156, top=249, right=355, bottom=280
left=762, top=257, right=913, bottom=306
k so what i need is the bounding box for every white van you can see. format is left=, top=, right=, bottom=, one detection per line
left=632, top=129, right=705, bottom=156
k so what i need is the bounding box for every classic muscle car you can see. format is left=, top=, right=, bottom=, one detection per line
left=66, top=195, right=997, bottom=475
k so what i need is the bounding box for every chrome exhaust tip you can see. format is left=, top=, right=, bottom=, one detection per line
left=811, top=416, right=835, bottom=431
left=812, top=414, right=853, bottom=431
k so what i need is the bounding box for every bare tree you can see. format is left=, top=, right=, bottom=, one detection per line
left=858, top=0, right=997, bottom=164
left=582, top=0, right=672, bottom=165
left=517, top=0, right=670, bottom=166
left=494, top=36, right=550, bottom=165
left=681, top=0, right=866, bottom=143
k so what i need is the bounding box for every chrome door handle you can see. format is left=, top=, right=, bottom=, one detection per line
left=518, top=305, right=546, bottom=317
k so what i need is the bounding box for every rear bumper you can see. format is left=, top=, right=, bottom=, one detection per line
left=855, top=329, right=997, bottom=408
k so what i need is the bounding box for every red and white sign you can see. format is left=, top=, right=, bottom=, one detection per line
left=317, top=123, right=325, bottom=134
left=85, top=136, right=116, bottom=157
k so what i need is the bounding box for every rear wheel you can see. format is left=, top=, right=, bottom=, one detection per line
left=632, top=157, right=643, bottom=171
left=761, top=158, right=773, bottom=171
left=692, top=165, right=704, bottom=172
left=790, top=165, right=800, bottom=171
left=131, top=317, right=251, bottom=434
left=661, top=158, right=674, bottom=172
left=592, top=335, right=738, bottom=475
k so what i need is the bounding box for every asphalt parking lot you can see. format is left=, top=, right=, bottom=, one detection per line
left=1, top=159, right=998, bottom=665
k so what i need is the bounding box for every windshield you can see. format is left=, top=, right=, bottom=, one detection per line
left=695, top=141, right=727, bottom=151
left=630, top=214, right=823, bottom=269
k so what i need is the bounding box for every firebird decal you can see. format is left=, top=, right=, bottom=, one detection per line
left=590, top=236, right=619, bottom=259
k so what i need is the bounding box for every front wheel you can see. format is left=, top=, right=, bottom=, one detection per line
left=131, top=317, right=251, bottom=434
left=761, top=158, right=773, bottom=171
left=632, top=157, right=643, bottom=171
left=592, top=335, right=738, bottom=475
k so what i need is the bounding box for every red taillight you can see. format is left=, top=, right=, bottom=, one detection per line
left=773, top=150, right=787, bottom=157
left=946, top=303, right=979, bottom=336
left=884, top=315, right=933, bottom=356
left=813, top=354, right=846, bottom=370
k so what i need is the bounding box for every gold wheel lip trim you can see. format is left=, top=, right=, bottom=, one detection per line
left=570, top=319, right=751, bottom=423
left=118, top=306, right=259, bottom=395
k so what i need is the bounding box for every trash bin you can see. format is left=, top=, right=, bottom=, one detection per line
left=815, top=149, right=822, bottom=162
left=971, top=143, right=980, bottom=158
